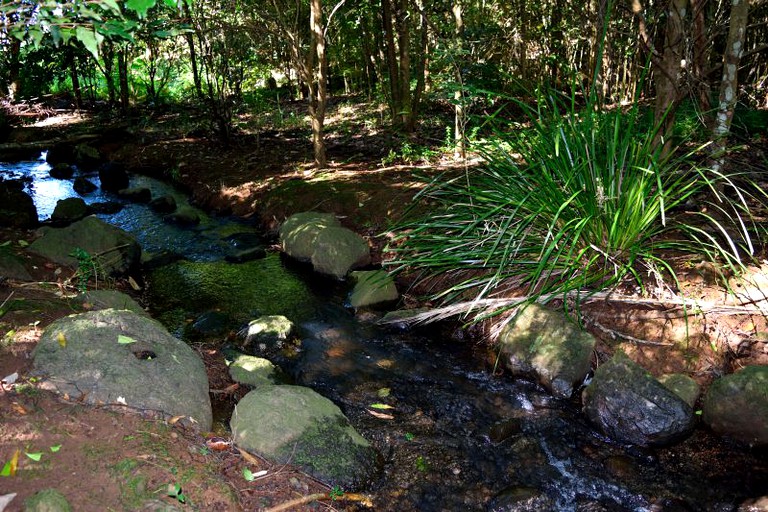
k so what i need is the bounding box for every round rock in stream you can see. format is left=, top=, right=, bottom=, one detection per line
left=32, top=309, right=212, bottom=431
left=582, top=352, right=694, bottom=447
left=231, top=385, right=380, bottom=489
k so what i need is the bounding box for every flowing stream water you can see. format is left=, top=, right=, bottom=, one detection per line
left=3, top=157, right=767, bottom=511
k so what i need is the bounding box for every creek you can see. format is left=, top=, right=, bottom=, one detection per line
left=3, top=156, right=767, bottom=511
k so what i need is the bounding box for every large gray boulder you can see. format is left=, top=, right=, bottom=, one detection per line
left=702, top=365, right=768, bottom=446
left=279, top=211, right=340, bottom=261
left=311, top=226, right=370, bottom=279
left=73, top=290, right=148, bottom=317
left=32, top=309, right=212, bottom=430
left=0, top=181, right=37, bottom=228
left=582, top=352, right=695, bottom=447
left=348, top=270, right=399, bottom=308
left=497, top=304, right=595, bottom=398
left=231, top=385, right=379, bottom=489
left=0, top=247, right=33, bottom=281
left=279, top=212, right=370, bottom=279
left=28, top=216, right=141, bottom=276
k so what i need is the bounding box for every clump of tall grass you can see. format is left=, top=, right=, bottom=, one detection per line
left=384, top=87, right=763, bottom=323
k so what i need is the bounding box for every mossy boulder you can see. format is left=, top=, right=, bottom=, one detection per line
left=51, top=197, right=88, bottom=224
left=32, top=309, right=212, bottom=430
left=24, top=488, right=72, bottom=512
left=146, top=255, right=317, bottom=324
left=702, top=366, right=768, bottom=446
left=240, top=314, right=295, bottom=351
left=231, top=385, right=379, bottom=489
left=228, top=354, right=279, bottom=387
left=658, top=373, right=700, bottom=408
left=311, top=227, right=370, bottom=279
left=497, top=304, right=595, bottom=398
left=28, top=216, right=141, bottom=276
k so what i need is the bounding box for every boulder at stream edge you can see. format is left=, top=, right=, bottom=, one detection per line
left=497, top=303, right=595, bottom=398
left=702, top=365, right=768, bottom=446
left=28, top=215, right=141, bottom=276
left=32, top=309, right=212, bottom=431
left=231, top=385, right=380, bottom=489
left=582, top=352, right=695, bottom=447
left=0, top=181, right=37, bottom=228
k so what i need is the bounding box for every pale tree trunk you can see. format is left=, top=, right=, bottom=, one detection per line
left=381, top=0, right=402, bottom=122
left=308, top=0, right=328, bottom=168
left=711, top=0, right=750, bottom=172
left=653, top=0, right=689, bottom=157
left=452, top=1, right=465, bottom=159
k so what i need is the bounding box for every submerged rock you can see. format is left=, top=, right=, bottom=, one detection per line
left=49, top=163, right=75, bottom=179
left=702, top=365, right=768, bottom=446
left=148, top=194, right=177, bottom=214
left=118, top=186, right=152, bottom=203
left=33, top=309, right=212, bottom=430
left=582, top=352, right=695, bottom=447
left=231, top=385, right=379, bottom=489
left=98, top=162, right=130, bottom=192
left=240, top=314, right=295, bottom=351
left=497, top=304, right=595, bottom=398
left=73, top=176, right=97, bottom=195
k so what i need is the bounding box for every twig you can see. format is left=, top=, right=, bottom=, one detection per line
left=0, top=291, right=14, bottom=310
left=264, top=492, right=373, bottom=512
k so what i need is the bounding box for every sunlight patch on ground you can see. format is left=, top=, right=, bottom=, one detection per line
left=30, top=113, right=89, bottom=128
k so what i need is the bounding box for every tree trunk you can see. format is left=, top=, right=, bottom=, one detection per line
left=395, top=0, right=411, bottom=128
left=653, top=0, right=689, bottom=156
left=308, top=0, right=328, bottom=168
left=711, top=0, right=750, bottom=171
left=6, top=38, right=21, bottom=100
left=381, top=0, right=402, bottom=122
left=117, top=46, right=130, bottom=114
left=452, top=0, right=465, bottom=159
left=407, top=0, right=428, bottom=132
left=69, top=52, right=83, bottom=110
left=103, top=43, right=116, bottom=107
left=183, top=1, right=203, bottom=99
left=690, top=0, right=712, bottom=116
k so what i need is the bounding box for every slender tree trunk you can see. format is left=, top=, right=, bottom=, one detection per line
left=452, top=0, right=466, bottom=159
left=653, top=0, right=689, bottom=156
left=308, top=0, right=328, bottom=168
left=407, top=0, right=428, bottom=132
left=69, top=52, right=83, bottom=110
left=183, top=2, right=203, bottom=99
left=103, top=43, right=116, bottom=108
left=711, top=0, right=750, bottom=172
left=690, top=0, right=712, bottom=116
left=7, top=38, right=21, bottom=100
left=117, top=46, right=130, bottom=114
left=382, top=0, right=402, bottom=123
left=395, top=0, right=411, bottom=128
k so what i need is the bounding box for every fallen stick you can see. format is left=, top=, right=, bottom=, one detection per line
left=264, top=492, right=373, bottom=512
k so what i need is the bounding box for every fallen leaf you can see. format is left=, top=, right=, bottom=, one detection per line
left=10, top=402, right=27, bottom=416
left=236, top=447, right=260, bottom=465
left=168, top=415, right=185, bottom=425
left=366, top=409, right=395, bottom=420
left=24, top=452, right=43, bottom=462
left=49, top=445, right=62, bottom=453
left=205, top=438, right=230, bottom=452
left=369, top=403, right=394, bottom=410
left=128, top=276, right=141, bottom=291
left=0, top=493, right=17, bottom=510
left=117, top=335, right=136, bottom=345
left=57, top=332, right=67, bottom=348
left=0, top=449, right=20, bottom=477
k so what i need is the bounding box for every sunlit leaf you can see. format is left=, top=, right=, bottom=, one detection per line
left=369, top=403, right=394, bottom=410
left=377, top=387, right=391, bottom=398
left=57, top=332, right=67, bottom=348
left=25, top=452, right=43, bottom=462
left=243, top=467, right=255, bottom=481
left=100, top=0, right=122, bottom=14
left=125, top=0, right=156, bottom=18
left=75, top=27, right=100, bottom=58
left=117, top=335, right=136, bottom=344
left=49, top=445, right=62, bottom=453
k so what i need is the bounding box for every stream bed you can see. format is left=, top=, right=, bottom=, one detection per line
left=3, top=157, right=767, bottom=511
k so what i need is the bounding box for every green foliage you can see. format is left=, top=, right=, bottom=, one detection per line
left=70, top=247, right=98, bottom=292
left=386, top=86, right=763, bottom=321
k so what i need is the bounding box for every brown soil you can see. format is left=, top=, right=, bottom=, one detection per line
left=2, top=102, right=767, bottom=511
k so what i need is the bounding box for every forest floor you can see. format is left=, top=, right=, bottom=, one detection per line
left=1, top=98, right=768, bottom=511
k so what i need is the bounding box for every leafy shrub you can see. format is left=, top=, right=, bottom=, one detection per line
left=385, top=86, right=762, bottom=322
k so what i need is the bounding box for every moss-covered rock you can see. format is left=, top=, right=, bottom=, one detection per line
left=24, top=488, right=72, bottom=512
left=228, top=354, right=279, bottom=387
left=348, top=270, right=399, bottom=308
left=146, top=255, right=318, bottom=324
left=231, top=385, right=379, bottom=489
left=702, top=365, right=768, bottom=446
